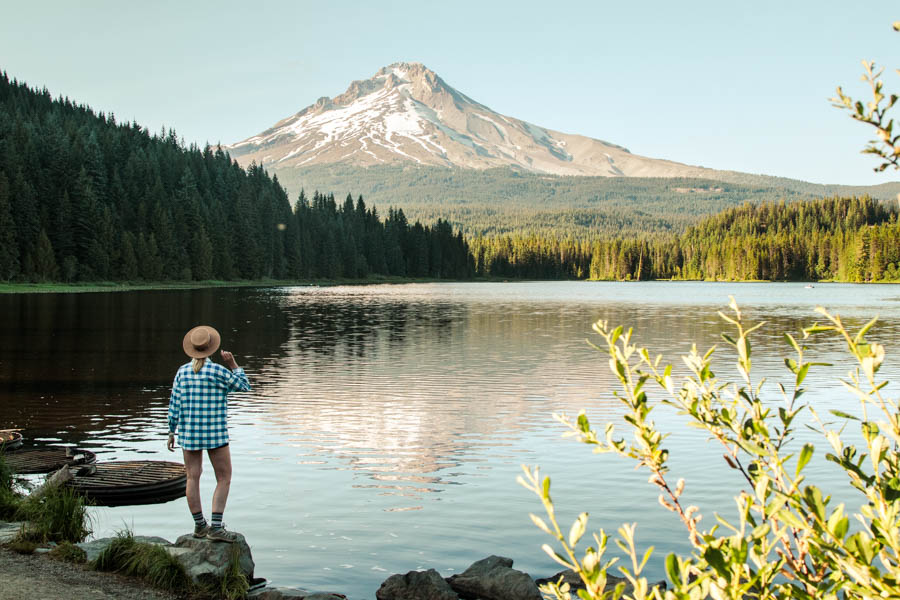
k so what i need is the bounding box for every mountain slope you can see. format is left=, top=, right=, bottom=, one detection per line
left=228, top=62, right=718, bottom=178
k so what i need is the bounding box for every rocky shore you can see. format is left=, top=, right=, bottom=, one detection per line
left=1, top=520, right=664, bottom=599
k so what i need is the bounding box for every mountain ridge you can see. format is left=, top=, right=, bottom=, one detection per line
left=227, top=61, right=719, bottom=178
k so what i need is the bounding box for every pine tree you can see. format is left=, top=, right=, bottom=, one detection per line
left=0, top=172, right=20, bottom=281
left=31, top=229, right=59, bottom=281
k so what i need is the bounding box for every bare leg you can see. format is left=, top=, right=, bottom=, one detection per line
left=208, top=445, right=232, bottom=514
left=182, top=449, right=203, bottom=515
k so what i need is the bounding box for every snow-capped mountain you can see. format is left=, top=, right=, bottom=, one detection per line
left=228, top=62, right=716, bottom=178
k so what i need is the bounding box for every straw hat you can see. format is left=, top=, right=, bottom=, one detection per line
left=182, top=325, right=221, bottom=358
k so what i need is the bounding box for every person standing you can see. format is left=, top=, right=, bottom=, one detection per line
left=167, top=325, right=251, bottom=542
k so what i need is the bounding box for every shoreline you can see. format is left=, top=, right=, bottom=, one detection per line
left=2, top=278, right=898, bottom=295
left=0, top=544, right=182, bottom=600
left=0, top=276, right=456, bottom=295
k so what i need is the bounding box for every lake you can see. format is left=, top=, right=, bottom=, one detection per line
left=2, top=281, right=900, bottom=599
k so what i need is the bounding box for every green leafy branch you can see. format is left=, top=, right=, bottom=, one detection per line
left=831, top=22, right=900, bottom=172
left=522, top=299, right=900, bottom=599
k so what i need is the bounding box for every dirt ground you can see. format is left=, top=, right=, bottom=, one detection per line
left=0, top=547, right=184, bottom=600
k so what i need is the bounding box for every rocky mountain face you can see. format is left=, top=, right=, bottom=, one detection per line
left=227, top=62, right=718, bottom=178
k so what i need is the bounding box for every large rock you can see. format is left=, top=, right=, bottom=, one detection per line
left=446, top=556, right=540, bottom=600
left=171, top=532, right=254, bottom=588
left=536, top=569, right=666, bottom=596
left=376, top=568, right=459, bottom=600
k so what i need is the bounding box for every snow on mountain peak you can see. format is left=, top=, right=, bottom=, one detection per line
left=227, top=63, right=712, bottom=179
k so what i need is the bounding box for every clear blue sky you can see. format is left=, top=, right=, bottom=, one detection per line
left=1, top=0, right=897, bottom=185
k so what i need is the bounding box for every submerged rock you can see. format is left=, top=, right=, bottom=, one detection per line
left=171, top=532, right=254, bottom=588
left=249, top=587, right=347, bottom=600
left=446, top=555, right=541, bottom=600
left=376, top=568, right=459, bottom=600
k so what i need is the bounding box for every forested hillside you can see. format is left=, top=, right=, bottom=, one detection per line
left=472, top=197, right=900, bottom=282
left=275, top=164, right=900, bottom=238
left=0, top=73, right=471, bottom=283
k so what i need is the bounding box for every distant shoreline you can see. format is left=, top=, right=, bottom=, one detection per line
left=0, top=277, right=455, bottom=294
left=3, top=278, right=898, bottom=294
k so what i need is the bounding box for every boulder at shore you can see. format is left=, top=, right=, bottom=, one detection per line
left=375, top=568, right=459, bottom=600
left=446, top=555, right=541, bottom=600
left=249, top=587, right=347, bottom=600
left=170, top=532, right=255, bottom=588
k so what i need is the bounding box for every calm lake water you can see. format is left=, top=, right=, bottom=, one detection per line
left=2, top=281, right=900, bottom=598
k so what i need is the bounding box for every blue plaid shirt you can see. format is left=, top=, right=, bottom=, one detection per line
left=168, top=360, right=251, bottom=450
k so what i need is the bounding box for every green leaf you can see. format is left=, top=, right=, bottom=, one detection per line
left=784, top=333, right=802, bottom=354
left=796, top=443, right=814, bottom=477
left=776, top=509, right=808, bottom=530
left=703, top=547, right=728, bottom=576
left=833, top=516, right=849, bottom=540
left=665, top=553, right=681, bottom=583
left=638, top=545, right=655, bottom=572
left=853, top=316, right=878, bottom=345
left=830, top=409, right=859, bottom=421
left=804, top=486, right=827, bottom=521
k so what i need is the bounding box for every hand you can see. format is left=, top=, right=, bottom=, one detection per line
left=221, top=350, right=239, bottom=370
left=167, top=433, right=175, bottom=452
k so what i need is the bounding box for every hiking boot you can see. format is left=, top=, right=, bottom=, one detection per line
left=193, top=523, right=209, bottom=538
left=207, top=526, right=239, bottom=543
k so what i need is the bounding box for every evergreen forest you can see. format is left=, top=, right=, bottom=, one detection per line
left=1, top=72, right=899, bottom=285
left=470, top=196, right=900, bottom=282
left=0, top=73, right=472, bottom=283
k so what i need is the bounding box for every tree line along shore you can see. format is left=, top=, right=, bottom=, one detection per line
left=2, top=72, right=899, bottom=287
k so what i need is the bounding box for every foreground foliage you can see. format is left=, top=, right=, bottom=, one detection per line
left=832, top=22, right=900, bottom=172
left=521, top=299, right=900, bottom=598
left=0, top=452, right=91, bottom=544
left=0, top=451, right=20, bottom=520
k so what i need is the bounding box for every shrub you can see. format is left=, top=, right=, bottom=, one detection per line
left=6, top=537, right=38, bottom=554
left=48, top=540, right=87, bottom=563
left=16, top=485, right=90, bottom=543
left=217, top=544, right=250, bottom=600
left=0, top=452, right=24, bottom=520
left=521, top=298, right=900, bottom=599
left=92, top=530, right=190, bottom=592
left=91, top=530, right=138, bottom=572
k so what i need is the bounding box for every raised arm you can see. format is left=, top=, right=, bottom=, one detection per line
left=219, top=350, right=252, bottom=392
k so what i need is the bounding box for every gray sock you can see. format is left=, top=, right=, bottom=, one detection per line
left=192, top=511, right=207, bottom=528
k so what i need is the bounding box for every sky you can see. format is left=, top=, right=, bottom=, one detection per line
left=1, top=0, right=898, bottom=186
